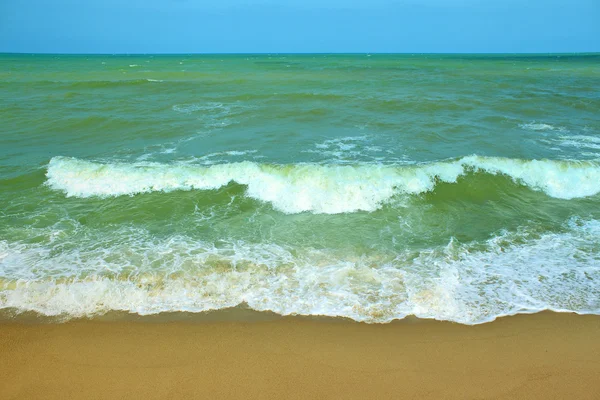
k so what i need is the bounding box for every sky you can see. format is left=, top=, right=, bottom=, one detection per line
left=0, top=0, right=598, bottom=53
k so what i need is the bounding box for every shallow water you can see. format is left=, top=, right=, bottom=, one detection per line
left=1, top=53, right=599, bottom=323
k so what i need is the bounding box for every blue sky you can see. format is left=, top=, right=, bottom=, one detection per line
left=1, top=0, right=598, bottom=53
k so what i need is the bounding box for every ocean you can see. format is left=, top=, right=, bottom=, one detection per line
left=1, top=53, right=599, bottom=324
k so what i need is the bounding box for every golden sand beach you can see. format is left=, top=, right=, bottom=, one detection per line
left=1, top=311, right=599, bottom=399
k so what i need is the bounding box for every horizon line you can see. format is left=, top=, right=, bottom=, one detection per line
left=1, top=51, right=599, bottom=56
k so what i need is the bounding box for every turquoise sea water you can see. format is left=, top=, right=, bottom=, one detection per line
left=1, top=53, right=599, bottom=324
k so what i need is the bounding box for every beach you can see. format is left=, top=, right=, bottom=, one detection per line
left=1, top=311, right=599, bottom=399
left=1, top=53, right=600, bottom=399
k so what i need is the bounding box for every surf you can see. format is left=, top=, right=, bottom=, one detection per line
left=1, top=218, right=598, bottom=324
left=46, top=156, right=600, bottom=214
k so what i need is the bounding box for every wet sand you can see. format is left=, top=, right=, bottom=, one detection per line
left=1, top=311, right=599, bottom=399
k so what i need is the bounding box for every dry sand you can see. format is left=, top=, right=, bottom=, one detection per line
left=1, top=311, right=599, bottom=399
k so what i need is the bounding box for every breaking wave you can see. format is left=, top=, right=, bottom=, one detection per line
left=46, top=156, right=600, bottom=214
left=1, top=219, right=598, bottom=324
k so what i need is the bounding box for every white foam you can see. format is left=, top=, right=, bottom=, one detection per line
left=566, top=135, right=600, bottom=144
left=558, top=135, right=600, bottom=151
left=460, top=155, right=600, bottom=199
left=171, top=102, right=243, bottom=129
left=308, top=136, right=371, bottom=160
left=200, top=150, right=258, bottom=158
left=172, top=102, right=229, bottom=114
left=172, top=103, right=210, bottom=113
left=519, top=122, right=566, bottom=132
left=1, top=219, right=598, bottom=324
left=46, top=156, right=600, bottom=214
left=45, top=157, right=461, bottom=213
left=401, top=218, right=600, bottom=323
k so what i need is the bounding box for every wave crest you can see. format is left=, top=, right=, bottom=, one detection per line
left=46, top=156, right=600, bottom=214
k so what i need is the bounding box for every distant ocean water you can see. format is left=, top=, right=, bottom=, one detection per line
left=1, top=53, right=599, bottom=324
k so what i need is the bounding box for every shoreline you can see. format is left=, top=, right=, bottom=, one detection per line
left=2, top=304, right=596, bottom=325
left=1, top=311, right=599, bottom=399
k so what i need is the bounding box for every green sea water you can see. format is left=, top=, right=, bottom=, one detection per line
left=1, top=53, right=599, bottom=324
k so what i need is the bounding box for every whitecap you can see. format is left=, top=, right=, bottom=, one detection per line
left=45, top=155, right=600, bottom=214
left=519, top=122, right=566, bottom=132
